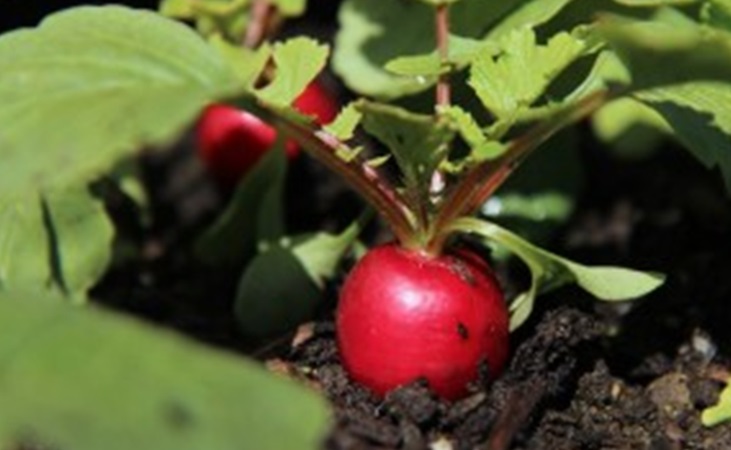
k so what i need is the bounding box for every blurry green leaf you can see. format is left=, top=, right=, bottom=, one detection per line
left=701, top=0, right=731, bottom=29
left=613, top=0, right=698, bottom=5
left=0, top=291, right=330, bottom=450
left=235, top=244, right=322, bottom=338
left=0, top=6, right=240, bottom=197
left=196, top=146, right=287, bottom=266
left=469, top=28, right=585, bottom=120
left=450, top=217, right=665, bottom=330
left=358, top=101, right=455, bottom=192
left=0, top=187, right=113, bottom=299
left=323, top=102, right=363, bottom=141
left=272, top=0, right=306, bottom=17
left=160, top=0, right=251, bottom=41
left=702, top=378, right=731, bottom=427
left=210, top=36, right=271, bottom=89
left=0, top=195, right=50, bottom=292
left=160, top=0, right=195, bottom=16
left=599, top=16, right=731, bottom=90
left=42, top=187, right=114, bottom=297
left=592, top=97, right=670, bottom=158
left=637, top=83, right=731, bottom=191
left=236, top=218, right=364, bottom=337
left=256, top=38, right=329, bottom=107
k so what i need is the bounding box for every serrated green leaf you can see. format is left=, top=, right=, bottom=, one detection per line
left=384, top=35, right=496, bottom=78
left=291, top=217, right=365, bottom=288
left=358, top=101, right=455, bottom=193
left=636, top=82, right=731, bottom=191
left=450, top=217, right=664, bottom=330
left=272, top=0, right=306, bottom=17
left=0, top=291, right=330, bottom=450
left=196, top=145, right=287, bottom=266
left=160, top=0, right=251, bottom=41
left=334, top=0, right=533, bottom=99
left=599, top=15, right=731, bottom=90
left=702, top=378, right=731, bottom=427
left=469, top=28, right=585, bottom=120
left=42, top=187, right=114, bottom=298
left=0, top=195, right=51, bottom=292
left=0, top=6, right=240, bottom=197
left=256, top=38, right=329, bottom=107
left=323, top=102, right=363, bottom=141
left=439, top=105, right=487, bottom=148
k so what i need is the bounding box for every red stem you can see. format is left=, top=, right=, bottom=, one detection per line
left=244, top=0, right=274, bottom=49
left=435, top=4, right=451, bottom=108
left=277, top=119, right=417, bottom=246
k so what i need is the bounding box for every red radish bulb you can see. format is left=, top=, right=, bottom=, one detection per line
left=336, top=244, right=509, bottom=400
left=196, top=81, right=339, bottom=188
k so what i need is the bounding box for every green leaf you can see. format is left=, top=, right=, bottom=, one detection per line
left=235, top=218, right=364, bottom=337
left=701, top=0, right=731, bottom=29
left=702, top=378, right=731, bottom=427
left=210, top=36, right=272, bottom=90
left=384, top=35, right=494, bottom=78
left=323, top=102, right=363, bottom=141
left=334, top=0, right=530, bottom=99
left=358, top=101, right=455, bottom=193
left=485, top=0, right=576, bottom=39
left=291, top=217, right=365, bottom=288
left=0, top=195, right=50, bottom=292
left=159, top=0, right=196, bottom=17
left=0, top=291, right=330, bottom=450
left=449, top=217, right=665, bottom=330
left=235, top=244, right=322, bottom=338
left=469, top=28, right=585, bottom=120
left=592, top=97, right=670, bottom=158
left=255, top=38, right=329, bottom=108
left=271, top=0, right=307, bottom=17
left=42, top=187, right=115, bottom=298
left=196, top=146, right=287, bottom=266
left=0, top=6, right=240, bottom=198
left=0, top=187, right=113, bottom=299
left=599, top=15, right=731, bottom=90
left=636, top=83, right=731, bottom=191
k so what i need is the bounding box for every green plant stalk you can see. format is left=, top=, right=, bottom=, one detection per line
left=427, top=90, right=612, bottom=254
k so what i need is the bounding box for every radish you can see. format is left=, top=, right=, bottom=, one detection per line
left=336, top=244, right=509, bottom=400
left=196, top=81, right=338, bottom=188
